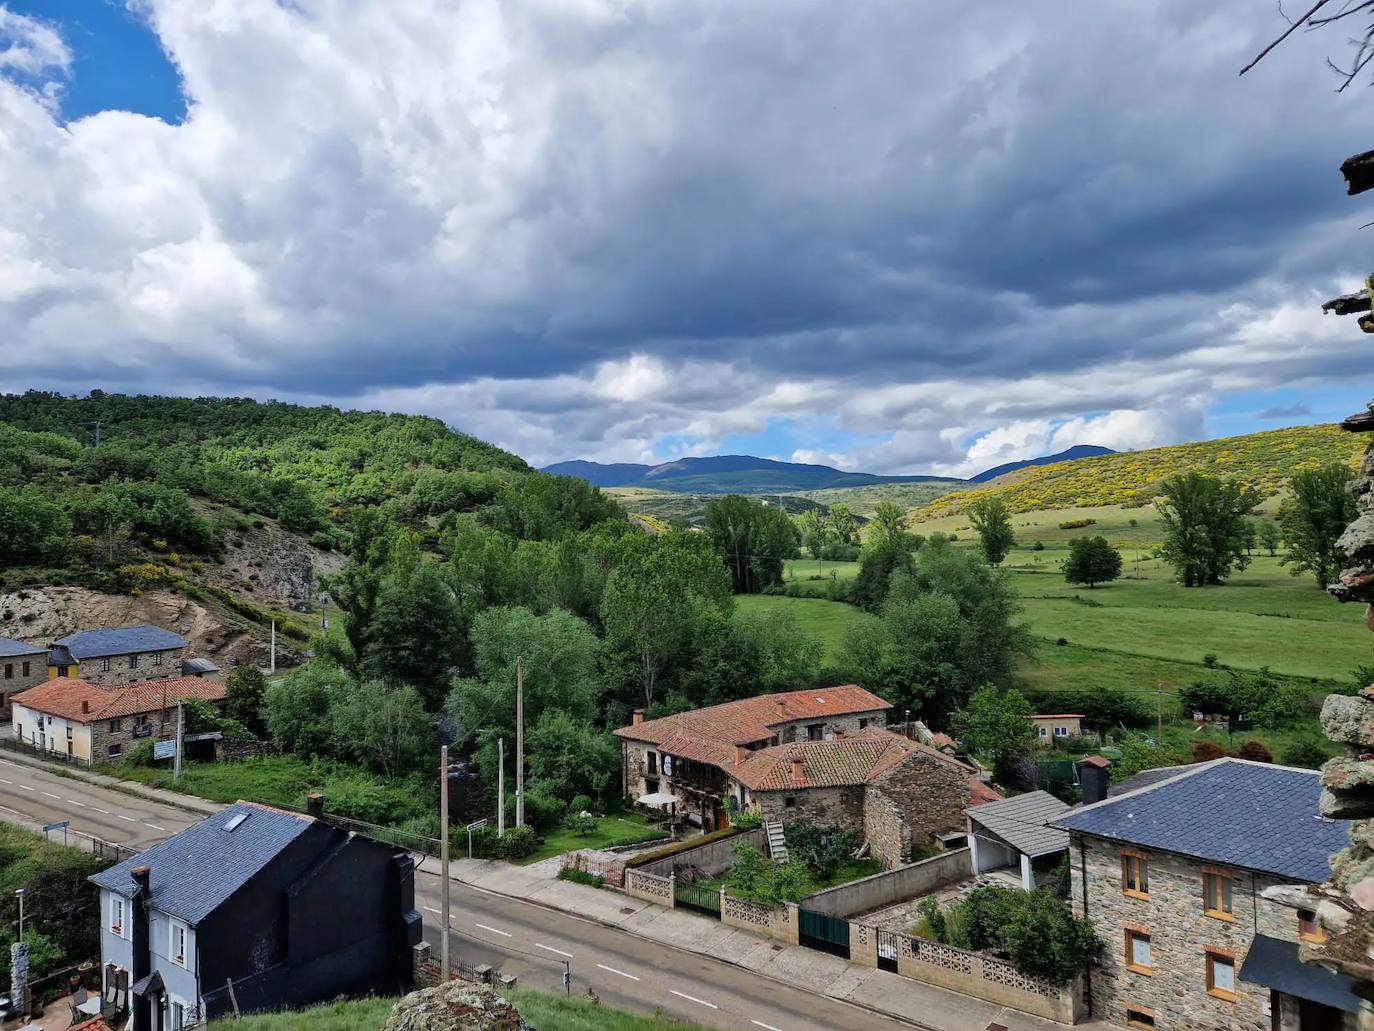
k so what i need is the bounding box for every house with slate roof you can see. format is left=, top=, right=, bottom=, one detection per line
left=1052, top=757, right=1359, bottom=1031
left=12, top=676, right=227, bottom=763
left=614, top=687, right=995, bottom=867
left=46, top=625, right=212, bottom=686
left=0, top=634, right=47, bottom=718
left=90, top=801, right=422, bottom=1031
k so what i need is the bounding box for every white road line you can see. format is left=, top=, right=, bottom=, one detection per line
left=18, top=785, right=33, bottom=792
left=68, top=800, right=87, bottom=807
left=41, top=792, right=60, bottom=799
left=595, top=963, right=638, bottom=981
left=91, top=807, right=110, bottom=815
left=537, top=943, right=573, bottom=958
left=474, top=923, right=511, bottom=938
left=116, top=815, right=137, bottom=823
left=752, top=1021, right=786, bottom=1031
left=670, top=990, right=718, bottom=1009
left=0, top=778, right=11, bottom=784
left=143, top=823, right=165, bottom=831
left=423, top=906, right=441, bottom=914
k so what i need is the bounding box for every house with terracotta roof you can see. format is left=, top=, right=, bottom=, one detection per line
left=613, top=687, right=994, bottom=867
left=12, top=676, right=227, bottom=763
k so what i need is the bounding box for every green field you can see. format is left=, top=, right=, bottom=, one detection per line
left=524, top=808, right=667, bottom=864
left=735, top=594, right=872, bottom=664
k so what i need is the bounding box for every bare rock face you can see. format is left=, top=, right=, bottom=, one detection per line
left=383, top=981, right=527, bottom=1031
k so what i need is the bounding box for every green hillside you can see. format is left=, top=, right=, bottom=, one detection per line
left=917, top=424, right=1361, bottom=518
left=786, top=479, right=962, bottom=517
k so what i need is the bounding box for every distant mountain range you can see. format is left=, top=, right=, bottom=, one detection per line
left=542, top=447, right=1117, bottom=494
left=966, top=444, right=1117, bottom=483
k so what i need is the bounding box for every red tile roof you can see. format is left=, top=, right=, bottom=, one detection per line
left=70, top=1018, right=114, bottom=1031
left=1078, top=755, right=1112, bottom=768
left=731, top=726, right=972, bottom=790
left=13, top=676, right=225, bottom=723
left=1027, top=714, right=1084, bottom=720
left=614, top=685, right=890, bottom=749
left=968, top=777, right=1003, bottom=806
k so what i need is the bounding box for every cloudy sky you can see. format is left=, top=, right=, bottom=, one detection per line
left=0, top=1, right=1370, bottom=476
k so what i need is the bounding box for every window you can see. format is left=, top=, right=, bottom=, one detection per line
left=107, top=743, right=123, bottom=760
left=3, top=664, right=11, bottom=680
left=858, top=718, right=869, bottom=729
left=66, top=724, right=72, bottom=739
left=172, top=1000, right=185, bottom=1031
left=646, top=751, right=657, bottom=775
left=807, top=724, right=824, bottom=741
left=128, top=654, right=140, bottom=669
left=1205, top=949, right=1237, bottom=1001
left=1124, top=928, right=1152, bottom=974
left=1038, top=726, right=1048, bottom=738
left=152, top=652, right=163, bottom=667
left=1054, top=725, right=1068, bottom=737
left=1121, top=850, right=1149, bottom=899
left=1203, top=869, right=1233, bottom=920
left=784, top=796, right=796, bottom=808
left=1299, top=909, right=1327, bottom=943
left=1124, top=1007, right=1155, bottom=1029
left=110, top=896, right=125, bottom=937
left=101, top=657, right=111, bottom=672
left=171, top=920, right=188, bottom=967
left=20, top=661, right=28, bottom=677
left=110, top=719, right=121, bottom=733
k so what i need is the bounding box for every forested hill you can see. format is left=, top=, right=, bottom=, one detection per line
left=919, top=423, right=1362, bottom=518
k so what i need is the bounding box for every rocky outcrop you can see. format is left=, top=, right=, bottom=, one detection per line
left=383, top=980, right=527, bottom=1031
left=0, top=586, right=269, bottom=668
left=203, top=518, right=343, bottom=611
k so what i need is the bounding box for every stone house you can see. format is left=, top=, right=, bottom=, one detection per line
left=0, top=635, right=48, bottom=719
left=12, top=676, right=227, bottom=763
left=613, top=686, right=992, bottom=867
left=46, top=626, right=201, bottom=685
left=90, top=801, right=421, bottom=1030
left=1054, top=758, right=1360, bottom=1031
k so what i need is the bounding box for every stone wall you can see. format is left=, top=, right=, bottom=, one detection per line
left=1069, top=834, right=1302, bottom=1030
left=868, top=752, right=969, bottom=863
left=774, top=710, right=887, bottom=744
left=89, top=710, right=174, bottom=763
left=755, top=785, right=863, bottom=836
left=635, top=827, right=767, bottom=879
left=0, top=653, right=45, bottom=718
left=74, top=649, right=185, bottom=686
left=802, top=848, right=971, bottom=917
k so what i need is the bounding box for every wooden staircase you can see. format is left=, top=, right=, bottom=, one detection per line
left=765, top=820, right=788, bottom=863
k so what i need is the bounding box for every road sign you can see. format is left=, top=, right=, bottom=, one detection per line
left=154, top=739, right=177, bottom=760
left=466, top=819, right=488, bottom=859
left=41, top=820, right=69, bottom=846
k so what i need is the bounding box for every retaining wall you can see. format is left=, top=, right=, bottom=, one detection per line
left=802, top=847, right=971, bottom=917
left=637, top=827, right=768, bottom=879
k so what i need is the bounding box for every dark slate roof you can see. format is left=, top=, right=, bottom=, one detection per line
left=53, top=626, right=186, bottom=659
left=0, top=636, right=44, bottom=658
left=1240, top=935, right=1362, bottom=1013
left=89, top=802, right=312, bottom=925
left=1055, top=759, right=1349, bottom=882
left=180, top=657, right=220, bottom=675
left=967, top=790, right=1071, bottom=858
left=47, top=646, right=75, bottom=667
left=1110, top=764, right=1191, bottom=797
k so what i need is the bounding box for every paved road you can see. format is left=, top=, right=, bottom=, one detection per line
left=0, top=757, right=918, bottom=1031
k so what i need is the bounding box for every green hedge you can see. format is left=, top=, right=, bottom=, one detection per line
left=624, top=826, right=745, bottom=869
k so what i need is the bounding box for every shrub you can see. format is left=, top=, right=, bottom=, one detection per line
left=564, top=811, right=598, bottom=836
left=501, top=825, right=537, bottom=858
left=1281, top=739, right=1330, bottom=769
left=503, top=790, right=567, bottom=831
left=558, top=866, right=604, bottom=888
left=785, top=822, right=862, bottom=878
left=1057, top=518, right=1097, bottom=530
left=1234, top=740, right=1273, bottom=764
left=948, top=886, right=1098, bottom=985
left=731, top=810, right=762, bottom=830
left=569, top=794, right=593, bottom=815
left=1032, top=540, right=1045, bottom=551
left=1190, top=741, right=1227, bottom=763
left=1203, top=653, right=1219, bottom=669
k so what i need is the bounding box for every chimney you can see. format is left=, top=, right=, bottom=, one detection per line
left=790, top=754, right=806, bottom=787
left=81, top=699, right=90, bottom=714
left=632, top=709, right=644, bottom=727
left=775, top=698, right=788, bottom=721
left=306, top=792, right=325, bottom=819
left=130, top=866, right=151, bottom=1031
left=1078, top=758, right=1111, bottom=805
left=735, top=744, right=748, bottom=765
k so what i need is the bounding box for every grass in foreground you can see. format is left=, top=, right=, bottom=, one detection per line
left=208, top=989, right=721, bottom=1030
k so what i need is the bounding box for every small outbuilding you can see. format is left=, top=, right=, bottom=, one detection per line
left=965, top=790, right=1071, bottom=890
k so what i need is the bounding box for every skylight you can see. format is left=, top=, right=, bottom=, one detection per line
left=224, top=813, right=249, bottom=832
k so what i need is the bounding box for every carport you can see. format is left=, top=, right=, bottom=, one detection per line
left=965, top=790, right=1070, bottom=890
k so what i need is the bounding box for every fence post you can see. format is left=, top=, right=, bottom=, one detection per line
left=666, top=872, right=676, bottom=909
left=781, top=902, right=800, bottom=945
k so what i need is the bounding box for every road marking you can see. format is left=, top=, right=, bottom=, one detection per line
left=752, top=1022, right=786, bottom=1031
left=91, top=807, right=110, bottom=815
left=143, top=823, right=165, bottom=831
left=670, top=990, right=717, bottom=1009
left=474, top=923, right=511, bottom=938
left=41, top=791, right=60, bottom=799
left=423, top=906, right=441, bottom=914
left=18, top=785, right=33, bottom=792
left=116, top=815, right=137, bottom=823
left=68, top=800, right=87, bottom=807
left=0, top=778, right=11, bottom=784
left=596, top=963, right=638, bottom=980
left=537, top=944, right=573, bottom=958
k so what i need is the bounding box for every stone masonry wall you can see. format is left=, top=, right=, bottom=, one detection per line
left=755, top=785, right=864, bottom=836
left=1070, top=835, right=1303, bottom=1031
left=74, top=649, right=184, bottom=686
left=867, top=754, right=968, bottom=866
left=0, top=653, right=46, bottom=718
left=774, top=710, right=886, bottom=744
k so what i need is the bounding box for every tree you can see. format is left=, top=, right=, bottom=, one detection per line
left=0, top=487, right=71, bottom=562
left=265, top=663, right=351, bottom=757
left=952, top=686, right=1037, bottom=782
left=828, top=503, right=859, bottom=547
left=1155, top=473, right=1258, bottom=586
left=525, top=709, right=620, bottom=801
left=1280, top=462, right=1358, bottom=587
left=224, top=665, right=268, bottom=737
left=1062, top=536, right=1123, bottom=589
left=967, top=497, right=1015, bottom=567
left=1258, top=518, right=1282, bottom=556
left=361, top=557, right=468, bottom=708
left=867, top=502, right=912, bottom=552
left=852, top=544, right=915, bottom=611
left=330, top=679, right=432, bottom=778
left=704, top=495, right=798, bottom=594
left=795, top=509, right=830, bottom=563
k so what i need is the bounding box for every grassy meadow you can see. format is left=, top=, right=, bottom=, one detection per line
left=735, top=593, right=872, bottom=664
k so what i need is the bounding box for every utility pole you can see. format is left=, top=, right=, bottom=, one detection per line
left=515, top=657, right=524, bottom=829
left=270, top=621, right=277, bottom=675
left=497, top=737, right=505, bottom=837
left=1156, top=684, right=1164, bottom=745
left=174, top=701, right=184, bottom=782
left=440, top=744, right=450, bottom=983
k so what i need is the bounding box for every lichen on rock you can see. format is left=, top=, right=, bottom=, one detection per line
left=383, top=979, right=528, bottom=1031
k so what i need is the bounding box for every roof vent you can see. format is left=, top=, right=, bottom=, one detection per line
left=815, top=696, right=826, bottom=703
left=224, top=813, right=249, bottom=832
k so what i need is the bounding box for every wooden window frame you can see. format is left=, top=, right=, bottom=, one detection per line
left=1298, top=908, right=1327, bottom=944
left=1202, top=866, right=1235, bottom=922
left=1204, top=947, right=1238, bottom=1002
left=170, top=919, right=188, bottom=968
left=1121, top=848, right=1149, bottom=900
left=1124, top=1004, right=1155, bottom=1030
left=1123, top=925, right=1153, bottom=975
